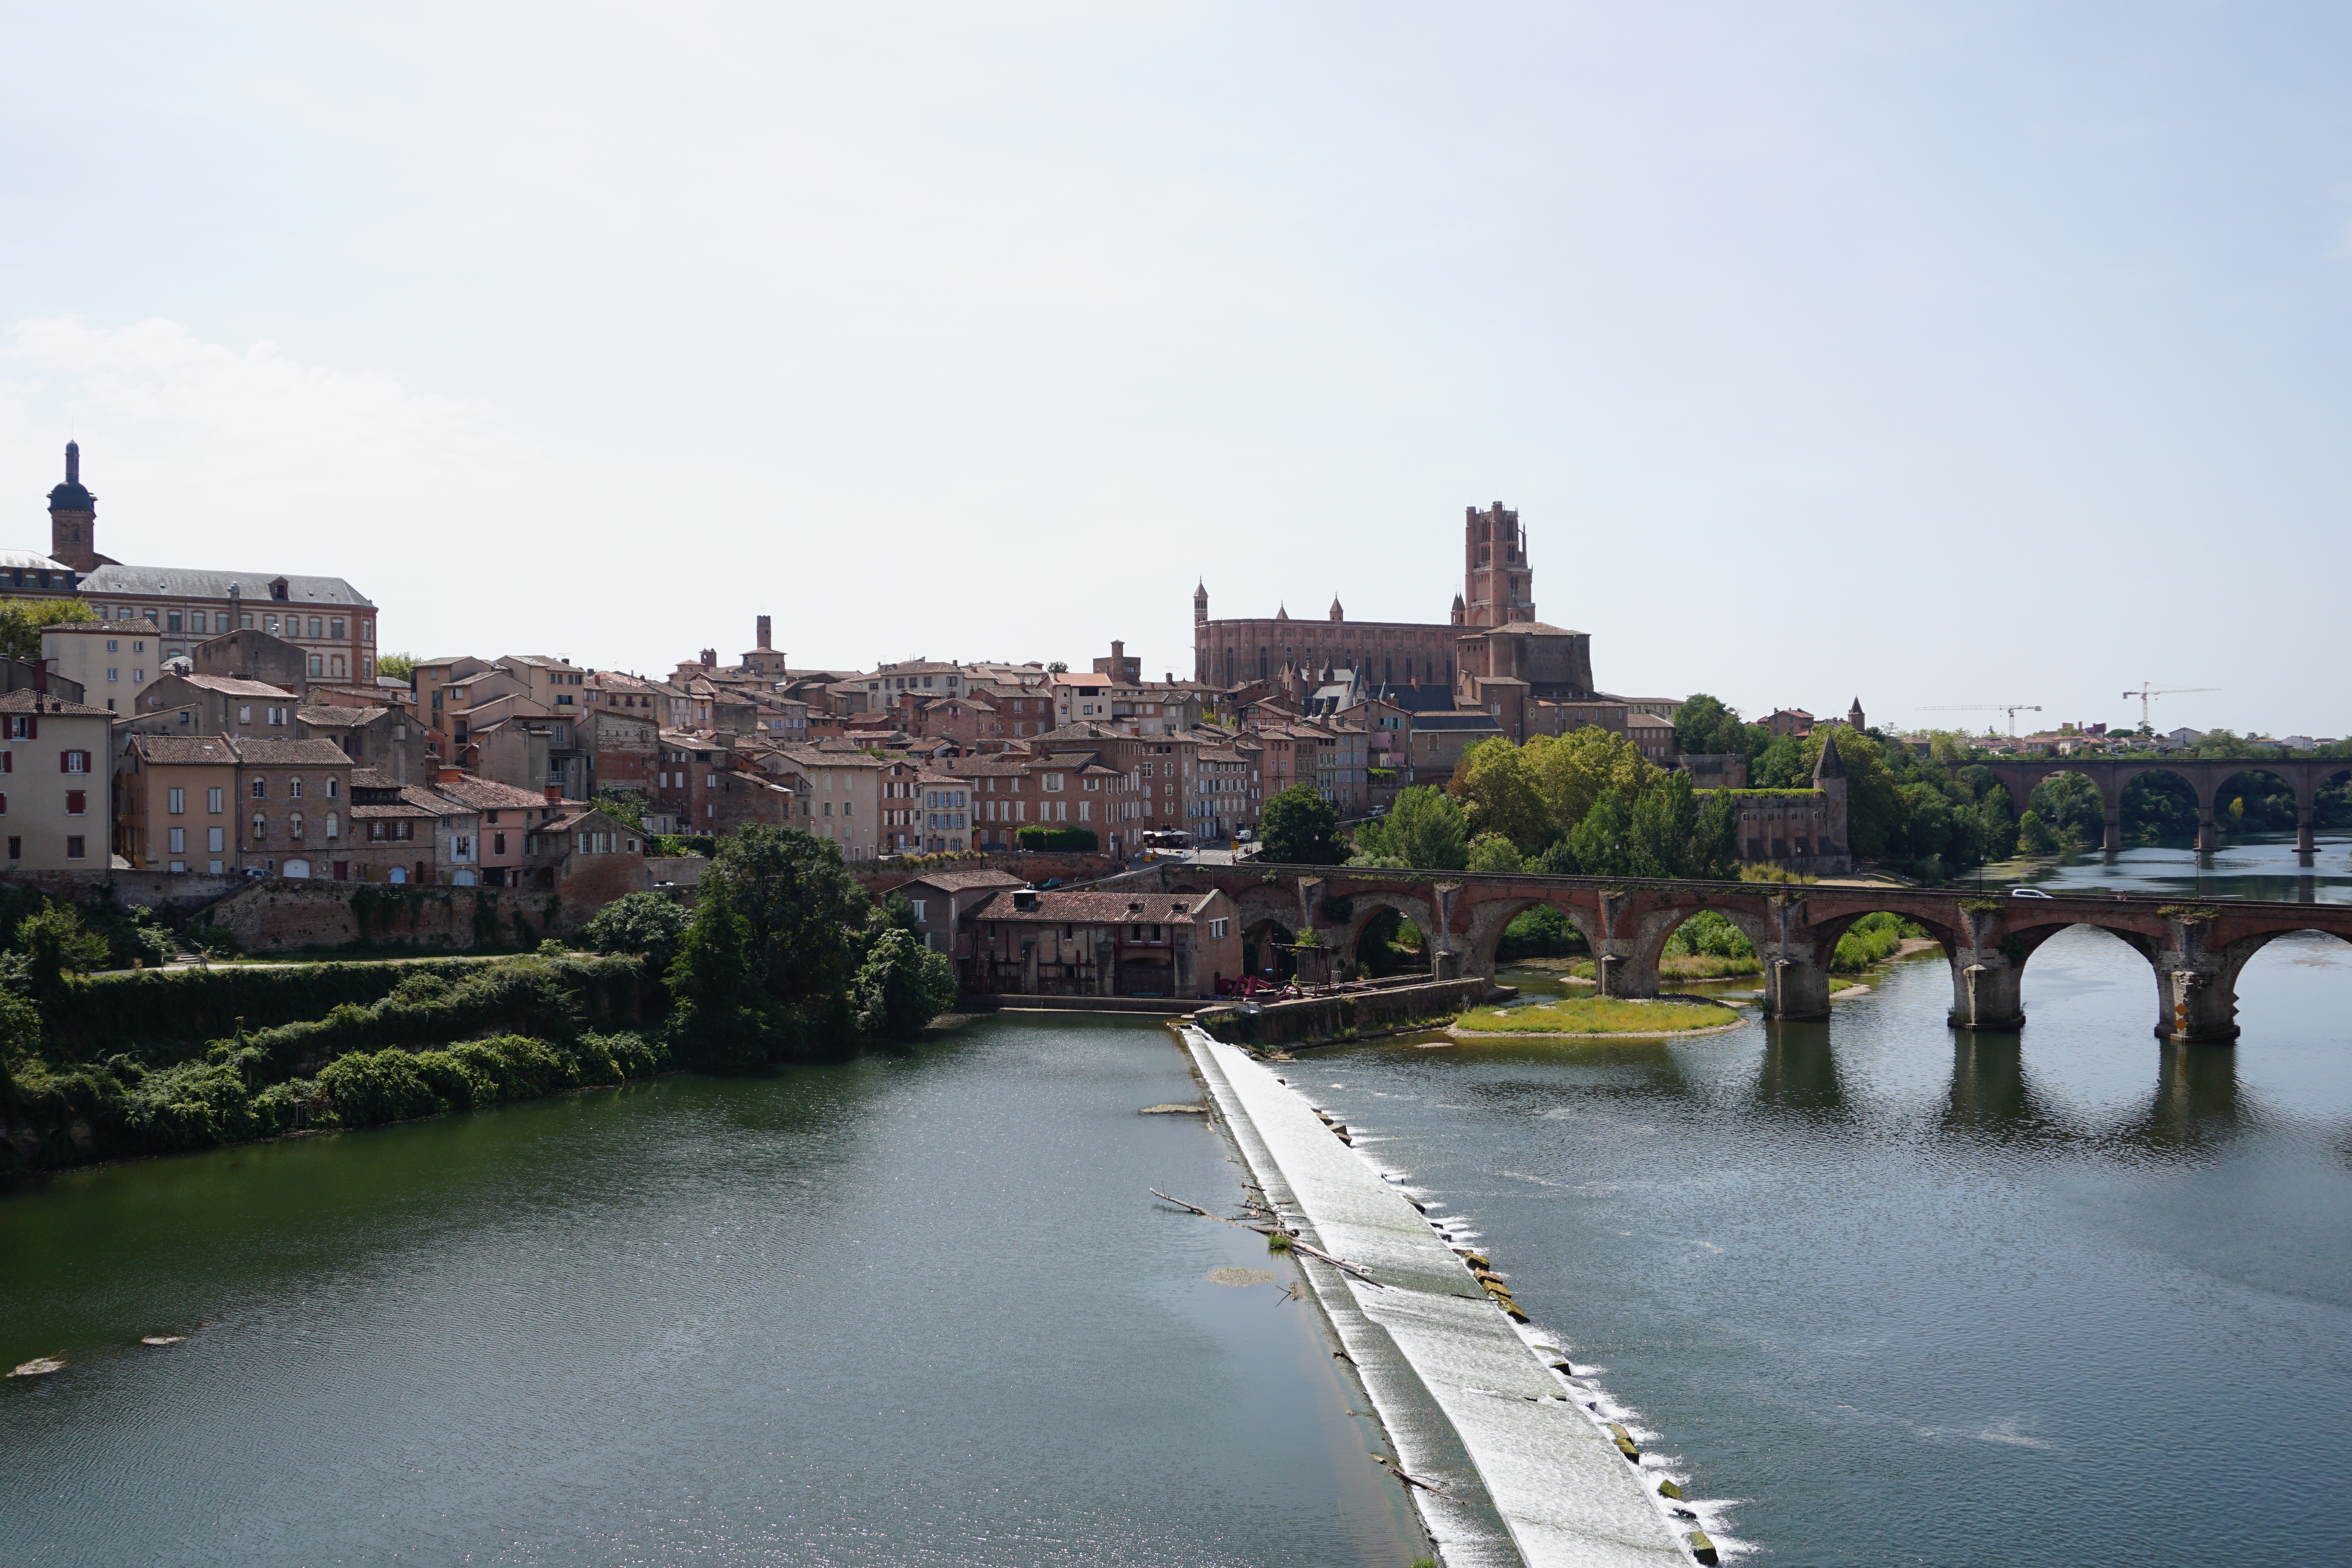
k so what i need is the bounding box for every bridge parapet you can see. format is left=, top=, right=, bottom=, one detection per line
left=1136, top=861, right=2352, bottom=1043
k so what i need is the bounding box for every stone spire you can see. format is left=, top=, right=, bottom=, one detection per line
left=1847, top=695, right=1866, bottom=731
left=1193, top=580, right=1209, bottom=624
left=1329, top=594, right=1344, bottom=623
left=47, top=440, right=98, bottom=571
left=1813, top=727, right=1846, bottom=782
left=1274, top=603, right=1289, bottom=621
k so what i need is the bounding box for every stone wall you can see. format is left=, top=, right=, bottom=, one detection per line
left=1194, top=976, right=1496, bottom=1047
left=201, top=878, right=570, bottom=954
left=0, top=868, right=250, bottom=914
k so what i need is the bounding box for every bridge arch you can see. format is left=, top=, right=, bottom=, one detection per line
left=1333, top=890, right=1444, bottom=978
left=1457, top=893, right=1603, bottom=987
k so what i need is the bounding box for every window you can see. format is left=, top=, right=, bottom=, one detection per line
left=362, top=619, right=373, bottom=644
left=168, top=787, right=185, bottom=814
left=65, top=836, right=84, bottom=860
left=189, top=612, right=206, bottom=634
left=64, top=790, right=85, bottom=815
left=169, top=827, right=186, bottom=854
left=3, top=837, right=13, bottom=859
left=1210, top=918, right=1228, bottom=938
left=308, top=656, right=323, bottom=678
left=910, top=899, right=927, bottom=921
left=252, top=778, right=267, bottom=798
left=167, top=611, right=182, bottom=632
left=325, top=777, right=338, bottom=798
left=206, top=787, right=223, bottom=813
left=309, top=617, right=322, bottom=638
left=240, top=613, right=253, bottom=630
left=59, top=750, right=88, bottom=774
left=330, top=618, right=345, bottom=639
left=253, top=813, right=267, bottom=837
left=208, top=827, right=224, bottom=852
left=289, top=777, right=304, bottom=798
left=493, top=831, right=506, bottom=855
left=107, top=668, right=119, bottom=683
left=263, top=615, right=278, bottom=634
left=238, top=706, right=252, bottom=724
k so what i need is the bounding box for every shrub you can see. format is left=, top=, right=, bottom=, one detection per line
left=1014, top=826, right=1099, bottom=851
left=317, top=1047, right=441, bottom=1128
left=853, top=928, right=957, bottom=1043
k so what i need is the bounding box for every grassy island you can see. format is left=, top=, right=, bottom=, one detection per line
left=1452, top=996, right=1736, bottom=1037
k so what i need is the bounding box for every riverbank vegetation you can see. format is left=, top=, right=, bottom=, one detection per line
left=1454, top=997, right=1733, bottom=1035
left=0, top=827, right=958, bottom=1178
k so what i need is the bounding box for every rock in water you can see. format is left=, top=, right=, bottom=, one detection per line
left=1138, top=1103, right=1207, bottom=1115
left=7, top=1357, right=65, bottom=1377
left=141, top=1336, right=188, bottom=1346
left=1205, top=1268, right=1276, bottom=1288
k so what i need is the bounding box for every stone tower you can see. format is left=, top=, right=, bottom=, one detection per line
left=1328, top=594, right=1344, bottom=623
left=1847, top=696, right=1866, bottom=732
left=48, top=441, right=98, bottom=572
left=1462, top=501, right=1531, bottom=627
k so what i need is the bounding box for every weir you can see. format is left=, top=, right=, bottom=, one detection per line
left=1181, top=1027, right=1690, bottom=1568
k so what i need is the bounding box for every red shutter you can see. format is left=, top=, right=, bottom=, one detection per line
left=58, top=751, right=67, bottom=773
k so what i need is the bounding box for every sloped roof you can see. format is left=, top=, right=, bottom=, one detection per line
left=967, top=889, right=1227, bottom=924
left=81, top=564, right=373, bottom=607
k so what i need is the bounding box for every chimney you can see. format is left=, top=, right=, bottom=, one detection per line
left=32, top=658, right=47, bottom=695
left=436, top=765, right=463, bottom=784
left=544, top=785, right=562, bottom=803
left=700, top=648, right=716, bottom=668
left=757, top=615, right=772, bottom=650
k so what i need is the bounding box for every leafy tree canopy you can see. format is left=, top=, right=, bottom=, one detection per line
left=1522, top=727, right=1659, bottom=833
left=1465, top=833, right=1524, bottom=873
left=376, top=651, right=419, bottom=684
left=1260, top=785, right=1345, bottom=864
left=0, top=599, right=97, bottom=665
left=1449, top=738, right=1551, bottom=853
left=1356, top=785, right=1466, bottom=870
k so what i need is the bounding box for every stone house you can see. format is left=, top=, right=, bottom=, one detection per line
left=41, top=620, right=160, bottom=714
left=1626, top=710, right=1678, bottom=762
left=522, top=806, right=652, bottom=921
left=296, top=702, right=428, bottom=784
left=0, top=691, right=116, bottom=872
left=888, top=867, right=1027, bottom=957
left=136, top=673, right=300, bottom=740
left=116, top=734, right=239, bottom=872
left=229, top=737, right=359, bottom=879
left=771, top=744, right=881, bottom=858
left=963, top=887, right=1242, bottom=999
left=426, top=771, right=568, bottom=887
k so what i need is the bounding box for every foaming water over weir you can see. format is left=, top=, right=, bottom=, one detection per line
left=1182, top=1027, right=1703, bottom=1567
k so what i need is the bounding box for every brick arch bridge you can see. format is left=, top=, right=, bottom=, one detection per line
left=1120, top=861, right=2352, bottom=1044
left=1953, top=757, right=2352, bottom=852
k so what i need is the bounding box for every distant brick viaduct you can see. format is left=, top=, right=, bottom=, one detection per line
left=1112, top=861, right=2352, bottom=1044
left=1956, top=756, right=2351, bottom=853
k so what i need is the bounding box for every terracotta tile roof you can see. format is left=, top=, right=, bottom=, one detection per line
left=896, top=868, right=1028, bottom=893
left=230, top=738, right=358, bottom=767
left=0, top=690, right=112, bottom=718
left=165, top=674, right=298, bottom=700
left=350, top=803, right=436, bottom=820
left=295, top=705, right=372, bottom=728
left=429, top=774, right=550, bottom=811
left=967, top=889, right=1227, bottom=924
left=127, top=734, right=237, bottom=764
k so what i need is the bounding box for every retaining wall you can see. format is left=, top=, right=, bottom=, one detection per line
left=1194, top=977, right=1497, bottom=1047
left=201, top=880, right=571, bottom=954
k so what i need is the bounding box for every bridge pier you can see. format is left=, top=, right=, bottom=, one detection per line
left=2102, top=810, right=2125, bottom=854
left=2156, top=967, right=2239, bottom=1044
left=2296, top=805, right=2317, bottom=856
left=1760, top=955, right=1832, bottom=1021
left=1948, top=958, right=2026, bottom=1031
left=2195, top=809, right=2218, bottom=854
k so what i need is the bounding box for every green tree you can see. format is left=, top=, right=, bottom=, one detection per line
left=702, top=825, right=880, bottom=1051
left=1450, top=738, right=1551, bottom=852
left=1377, top=785, right=1468, bottom=870
left=1799, top=727, right=1903, bottom=860
left=15, top=904, right=112, bottom=999
left=1628, top=769, right=1702, bottom=877
left=2015, top=810, right=2060, bottom=855
left=663, top=881, right=771, bottom=1071
left=1750, top=733, right=1808, bottom=788
left=1260, top=785, right=1345, bottom=864
left=1466, top=833, right=1524, bottom=873
left=1671, top=694, right=1766, bottom=758
left=591, top=792, right=647, bottom=834
left=376, top=651, right=419, bottom=684
left=584, top=890, right=689, bottom=969
left=853, top=928, right=957, bottom=1042
left=0, top=599, right=98, bottom=664
left=1522, top=727, right=1658, bottom=836
left=1566, top=788, right=1638, bottom=877
left=1690, top=788, right=1742, bottom=880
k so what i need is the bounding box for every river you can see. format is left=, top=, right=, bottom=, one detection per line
left=7, top=837, right=2350, bottom=1565
left=0, top=1013, right=1418, bottom=1567
left=1307, top=833, right=2352, bottom=1562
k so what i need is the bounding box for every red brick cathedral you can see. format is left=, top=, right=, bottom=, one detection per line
left=1192, top=502, right=1595, bottom=711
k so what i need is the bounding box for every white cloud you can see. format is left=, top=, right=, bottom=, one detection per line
left=0, top=316, right=519, bottom=510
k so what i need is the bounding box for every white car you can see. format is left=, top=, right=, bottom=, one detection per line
left=2009, top=887, right=2053, bottom=898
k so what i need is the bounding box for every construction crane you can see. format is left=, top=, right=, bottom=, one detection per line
left=1919, top=703, right=2042, bottom=737
left=2121, top=683, right=2219, bottom=730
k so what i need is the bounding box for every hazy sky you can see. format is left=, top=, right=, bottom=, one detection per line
left=2, top=2, right=2347, bottom=736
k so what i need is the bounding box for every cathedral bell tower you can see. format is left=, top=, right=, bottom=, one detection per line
left=1462, top=500, right=1531, bottom=627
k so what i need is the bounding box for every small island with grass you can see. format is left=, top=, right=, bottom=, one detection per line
left=1448, top=994, right=1739, bottom=1039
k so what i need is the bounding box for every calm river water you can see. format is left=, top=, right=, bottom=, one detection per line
left=1315, top=834, right=2352, bottom=1563
left=8, top=836, right=2350, bottom=1566
left=1, top=1014, right=1415, bottom=1567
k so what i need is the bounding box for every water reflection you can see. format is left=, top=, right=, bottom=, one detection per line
left=1752, top=1024, right=1845, bottom=1113
left=2113, top=1041, right=2260, bottom=1157
left=1942, top=1032, right=2052, bottom=1135
left=2011, top=830, right=2352, bottom=903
